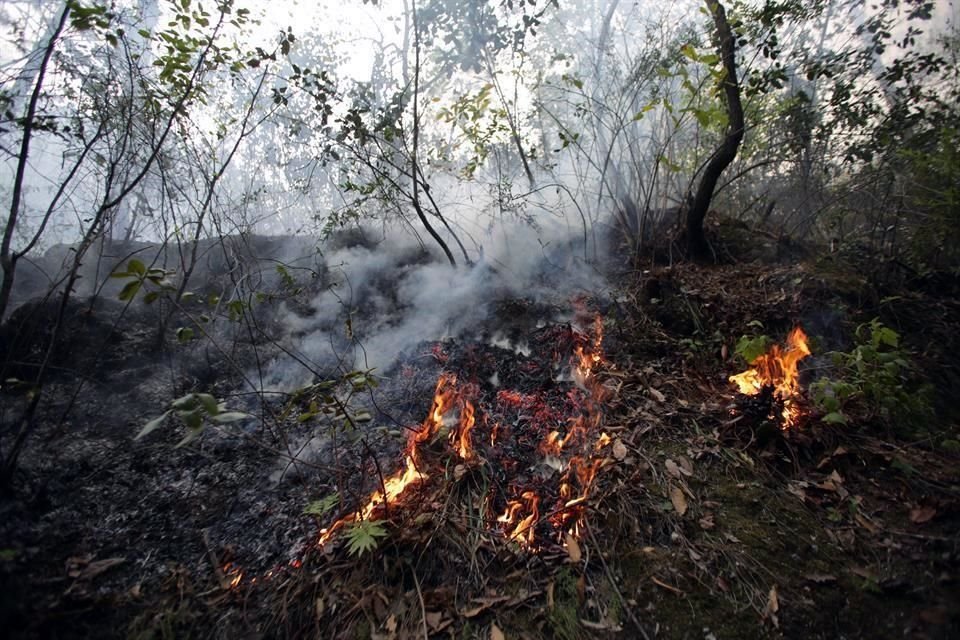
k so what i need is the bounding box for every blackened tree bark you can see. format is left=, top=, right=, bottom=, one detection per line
left=686, top=0, right=745, bottom=259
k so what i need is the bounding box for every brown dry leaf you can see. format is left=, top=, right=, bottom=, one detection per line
left=678, top=456, right=694, bottom=476
left=665, top=459, right=682, bottom=479
left=721, top=344, right=729, bottom=360
left=425, top=612, right=446, bottom=632
left=854, top=513, right=880, bottom=534
left=698, top=514, right=715, bottom=530
left=762, top=585, right=780, bottom=628
left=649, top=387, right=666, bottom=403
left=461, top=595, right=510, bottom=618
left=76, top=557, right=126, bottom=581
left=612, top=439, right=627, bottom=461
left=787, top=482, right=808, bottom=502
left=816, top=478, right=839, bottom=492
left=564, top=532, right=582, bottom=564
left=910, top=506, right=937, bottom=524
left=670, top=485, right=688, bottom=516
left=490, top=623, right=505, bottom=640
left=716, top=576, right=730, bottom=592
left=804, top=574, right=837, bottom=584
left=384, top=614, right=397, bottom=634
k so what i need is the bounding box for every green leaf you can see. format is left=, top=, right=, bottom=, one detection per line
left=127, top=258, right=146, bottom=276
left=176, top=327, right=195, bottom=343
left=196, top=393, right=219, bottom=415
left=304, top=494, right=340, bottom=516
left=345, top=519, right=388, bottom=556
left=137, top=410, right=171, bottom=440
left=822, top=411, right=848, bottom=425
left=118, top=280, right=142, bottom=301
left=208, top=411, right=247, bottom=424
left=171, top=394, right=199, bottom=411
left=175, top=426, right=204, bottom=448
left=180, top=408, right=203, bottom=430
left=143, top=291, right=160, bottom=304
left=735, top=335, right=771, bottom=364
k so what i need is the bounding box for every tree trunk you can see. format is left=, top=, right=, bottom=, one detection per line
left=0, top=4, right=71, bottom=322
left=686, top=0, right=745, bottom=260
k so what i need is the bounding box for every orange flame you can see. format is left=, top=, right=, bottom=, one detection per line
left=729, top=327, right=811, bottom=428
left=498, top=491, right=540, bottom=547
left=453, top=401, right=475, bottom=459
left=318, top=375, right=459, bottom=547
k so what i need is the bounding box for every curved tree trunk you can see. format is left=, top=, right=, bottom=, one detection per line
left=686, top=0, right=745, bottom=259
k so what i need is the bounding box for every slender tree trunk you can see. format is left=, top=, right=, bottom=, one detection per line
left=686, top=0, right=744, bottom=260
left=0, top=4, right=71, bottom=322
left=410, top=0, right=456, bottom=267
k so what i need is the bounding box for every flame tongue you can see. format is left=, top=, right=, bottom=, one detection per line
left=729, top=327, right=811, bottom=428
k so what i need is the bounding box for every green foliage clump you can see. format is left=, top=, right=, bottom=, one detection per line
left=810, top=319, right=932, bottom=430
left=137, top=392, right=248, bottom=447
left=734, top=332, right=772, bottom=364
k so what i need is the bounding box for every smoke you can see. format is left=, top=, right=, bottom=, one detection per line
left=257, top=212, right=610, bottom=392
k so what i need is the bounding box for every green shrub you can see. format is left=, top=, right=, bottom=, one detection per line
left=810, top=319, right=932, bottom=431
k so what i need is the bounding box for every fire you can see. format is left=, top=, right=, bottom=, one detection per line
left=453, top=400, right=475, bottom=460
left=318, top=375, right=459, bottom=547
left=316, top=310, right=612, bottom=552
left=729, top=327, right=812, bottom=427
left=497, top=491, right=540, bottom=547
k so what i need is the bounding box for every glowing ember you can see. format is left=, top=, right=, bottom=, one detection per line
left=729, top=327, right=811, bottom=428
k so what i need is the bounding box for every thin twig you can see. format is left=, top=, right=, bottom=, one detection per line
left=409, top=561, right=429, bottom=640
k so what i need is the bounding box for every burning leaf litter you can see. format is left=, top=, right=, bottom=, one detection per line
left=317, top=311, right=612, bottom=551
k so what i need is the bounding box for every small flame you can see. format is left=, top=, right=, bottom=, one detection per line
left=453, top=401, right=475, bottom=459
left=222, top=563, right=243, bottom=589
left=498, top=490, right=540, bottom=547
left=318, top=375, right=458, bottom=547
left=729, top=327, right=812, bottom=427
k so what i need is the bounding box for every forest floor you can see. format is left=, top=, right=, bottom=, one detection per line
left=1, top=231, right=958, bottom=639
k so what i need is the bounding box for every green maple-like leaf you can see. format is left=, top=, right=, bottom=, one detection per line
left=344, top=519, right=388, bottom=556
